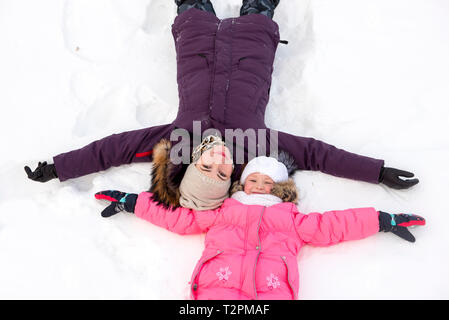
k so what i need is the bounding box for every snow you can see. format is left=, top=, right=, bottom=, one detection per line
left=1, top=0, right=448, bottom=299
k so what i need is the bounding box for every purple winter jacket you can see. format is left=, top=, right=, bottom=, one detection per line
left=53, top=8, right=384, bottom=184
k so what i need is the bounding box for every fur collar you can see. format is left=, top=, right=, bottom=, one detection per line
left=148, top=139, right=183, bottom=209
left=229, top=179, right=298, bottom=204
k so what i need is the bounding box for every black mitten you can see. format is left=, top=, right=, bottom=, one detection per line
left=378, top=211, right=426, bottom=242
left=379, top=167, right=419, bottom=189
left=24, top=161, right=58, bottom=183
left=95, top=190, right=138, bottom=218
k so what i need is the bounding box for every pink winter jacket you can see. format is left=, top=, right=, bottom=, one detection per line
left=135, top=192, right=380, bottom=300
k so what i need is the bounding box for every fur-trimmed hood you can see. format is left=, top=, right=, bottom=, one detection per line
left=229, top=178, right=298, bottom=204
left=148, top=139, right=185, bottom=209
left=149, top=138, right=299, bottom=209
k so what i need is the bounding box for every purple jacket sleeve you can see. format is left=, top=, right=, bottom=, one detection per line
left=53, top=123, right=174, bottom=181
left=276, top=130, right=385, bottom=184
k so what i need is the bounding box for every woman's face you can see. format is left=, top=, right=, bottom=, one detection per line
left=195, top=145, right=233, bottom=181
left=243, top=172, right=274, bottom=195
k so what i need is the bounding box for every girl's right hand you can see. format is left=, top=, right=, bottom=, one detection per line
left=95, top=190, right=138, bottom=217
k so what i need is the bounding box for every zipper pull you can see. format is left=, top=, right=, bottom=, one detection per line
left=279, top=40, right=288, bottom=45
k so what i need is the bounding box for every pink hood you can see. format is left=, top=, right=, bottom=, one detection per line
left=135, top=192, right=379, bottom=300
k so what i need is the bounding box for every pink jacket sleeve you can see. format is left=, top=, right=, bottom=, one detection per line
left=294, top=207, right=380, bottom=246
left=134, top=192, right=220, bottom=235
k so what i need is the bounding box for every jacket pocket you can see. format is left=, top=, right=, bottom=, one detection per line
left=236, top=56, right=272, bottom=113
left=179, top=53, right=210, bottom=76
left=280, top=256, right=298, bottom=300
left=178, top=52, right=211, bottom=113
left=197, top=53, right=210, bottom=69
left=237, top=57, right=270, bottom=82
left=190, top=249, right=224, bottom=298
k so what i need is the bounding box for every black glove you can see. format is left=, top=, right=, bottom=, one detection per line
left=378, top=211, right=426, bottom=242
left=24, top=161, right=58, bottom=183
left=95, top=190, right=138, bottom=217
left=379, top=167, right=419, bottom=189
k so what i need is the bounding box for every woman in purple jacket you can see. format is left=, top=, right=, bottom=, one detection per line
left=24, top=0, right=418, bottom=191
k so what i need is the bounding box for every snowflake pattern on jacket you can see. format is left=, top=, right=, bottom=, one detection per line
left=216, top=266, right=232, bottom=281
left=266, top=273, right=280, bottom=289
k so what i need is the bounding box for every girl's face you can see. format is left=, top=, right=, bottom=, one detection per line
left=243, top=172, right=274, bottom=195
left=195, top=145, right=233, bottom=181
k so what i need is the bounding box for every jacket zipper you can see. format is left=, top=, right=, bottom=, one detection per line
left=223, top=18, right=235, bottom=116
left=253, top=206, right=266, bottom=299
left=281, top=255, right=297, bottom=300
left=191, top=250, right=223, bottom=296
left=208, top=20, right=222, bottom=111
left=240, top=207, right=250, bottom=287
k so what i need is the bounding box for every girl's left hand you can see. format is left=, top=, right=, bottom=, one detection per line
left=378, top=212, right=426, bottom=242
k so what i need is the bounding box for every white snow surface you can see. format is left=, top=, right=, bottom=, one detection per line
left=1, top=0, right=448, bottom=299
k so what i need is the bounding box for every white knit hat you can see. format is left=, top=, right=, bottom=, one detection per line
left=240, top=156, right=289, bottom=184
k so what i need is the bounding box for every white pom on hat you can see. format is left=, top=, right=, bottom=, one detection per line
left=240, top=156, right=289, bottom=184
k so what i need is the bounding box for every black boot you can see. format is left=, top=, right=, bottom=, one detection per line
left=240, top=0, right=280, bottom=19
left=175, top=0, right=216, bottom=16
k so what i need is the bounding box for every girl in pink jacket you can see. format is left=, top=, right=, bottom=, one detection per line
left=95, top=153, right=425, bottom=300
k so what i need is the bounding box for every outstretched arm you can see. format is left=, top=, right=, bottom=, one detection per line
left=95, top=190, right=220, bottom=235
left=25, top=123, right=174, bottom=182
left=276, top=129, right=384, bottom=184
left=275, top=129, right=418, bottom=188
left=294, top=207, right=380, bottom=246
left=293, top=207, right=425, bottom=246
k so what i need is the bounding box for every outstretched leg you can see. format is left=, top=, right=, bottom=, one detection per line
left=240, top=0, right=280, bottom=19
left=175, top=0, right=216, bottom=16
